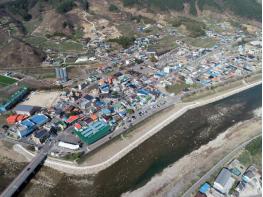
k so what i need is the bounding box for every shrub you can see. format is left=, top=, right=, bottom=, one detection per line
left=108, top=36, right=135, bottom=48
left=109, top=4, right=120, bottom=12
left=56, top=0, right=75, bottom=14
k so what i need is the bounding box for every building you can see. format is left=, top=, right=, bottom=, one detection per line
left=75, top=121, right=111, bottom=145
left=213, top=168, right=235, bottom=194
left=199, top=183, right=211, bottom=194
left=29, top=114, right=49, bottom=126
left=13, top=105, right=37, bottom=116
left=242, top=166, right=257, bottom=183
left=58, top=141, right=79, bottom=150
left=6, top=114, right=28, bottom=124
left=0, top=87, right=28, bottom=112
left=16, top=119, right=36, bottom=138
left=32, top=129, right=50, bottom=144
left=194, top=192, right=207, bottom=197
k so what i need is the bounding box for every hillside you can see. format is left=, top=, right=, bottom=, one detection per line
left=0, top=0, right=261, bottom=69
left=122, top=0, right=262, bottom=21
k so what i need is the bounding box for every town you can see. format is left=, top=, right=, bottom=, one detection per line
left=0, top=0, right=261, bottom=196
left=0, top=18, right=261, bottom=163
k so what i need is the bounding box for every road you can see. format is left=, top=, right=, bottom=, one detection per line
left=177, top=134, right=262, bottom=197
left=0, top=141, right=53, bottom=197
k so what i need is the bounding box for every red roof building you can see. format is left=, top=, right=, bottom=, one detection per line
left=66, top=115, right=79, bottom=124
left=6, top=114, right=28, bottom=124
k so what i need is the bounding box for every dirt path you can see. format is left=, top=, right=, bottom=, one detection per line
left=122, top=116, right=262, bottom=197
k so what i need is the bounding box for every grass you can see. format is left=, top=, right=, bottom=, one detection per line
left=63, top=152, right=83, bottom=162
left=149, top=35, right=177, bottom=53
left=166, top=83, right=201, bottom=94
left=238, top=137, right=262, bottom=168
left=182, top=80, right=244, bottom=102
left=23, top=17, right=42, bottom=34
left=0, top=75, right=17, bottom=86
left=184, top=37, right=217, bottom=48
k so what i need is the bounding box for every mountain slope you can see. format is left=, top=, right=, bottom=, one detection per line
left=122, top=0, right=262, bottom=21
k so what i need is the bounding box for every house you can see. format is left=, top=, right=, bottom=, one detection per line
left=32, top=129, right=50, bottom=144
left=13, top=105, right=38, bottom=116
left=213, top=168, right=235, bottom=194
left=65, top=115, right=79, bottom=125
left=242, top=166, right=257, bottom=183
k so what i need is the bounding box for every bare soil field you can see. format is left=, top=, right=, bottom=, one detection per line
left=20, top=91, right=61, bottom=108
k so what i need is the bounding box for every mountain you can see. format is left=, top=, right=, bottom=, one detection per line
left=0, top=0, right=261, bottom=69
left=122, top=0, right=262, bottom=21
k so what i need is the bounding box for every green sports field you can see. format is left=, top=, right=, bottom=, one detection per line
left=0, top=75, right=17, bottom=86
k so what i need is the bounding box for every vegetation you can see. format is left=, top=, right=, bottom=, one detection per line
left=108, top=36, right=135, bottom=48
left=166, top=83, right=200, bottom=94
left=2, top=0, right=35, bottom=21
left=189, top=0, right=197, bottom=16
left=224, top=0, right=261, bottom=21
left=122, top=0, right=261, bottom=21
left=123, top=0, right=184, bottom=11
left=238, top=137, right=262, bottom=168
left=79, top=0, right=89, bottom=11
left=24, top=36, right=84, bottom=52
left=0, top=75, right=17, bottom=86
left=109, top=4, right=120, bottom=12
left=56, top=0, right=75, bottom=13
left=171, top=17, right=206, bottom=37
left=63, top=152, right=83, bottom=161
left=198, top=0, right=222, bottom=11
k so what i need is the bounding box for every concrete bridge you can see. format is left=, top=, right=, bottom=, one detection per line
left=0, top=143, right=52, bottom=197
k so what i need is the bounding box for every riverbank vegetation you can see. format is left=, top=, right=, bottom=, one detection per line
left=238, top=137, right=262, bottom=168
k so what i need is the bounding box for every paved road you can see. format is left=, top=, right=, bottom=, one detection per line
left=169, top=134, right=262, bottom=197
left=0, top=141, right=53, bottom=197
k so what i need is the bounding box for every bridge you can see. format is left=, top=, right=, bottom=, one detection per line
left=0, top=142, right=52, bottom=197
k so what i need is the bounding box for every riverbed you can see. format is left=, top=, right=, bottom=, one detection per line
left=0, top=85, right=261, bottom=197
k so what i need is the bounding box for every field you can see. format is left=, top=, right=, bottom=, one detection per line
left=184, top=37, right=217, bottom=48
left=24, top=36, right=84, bottom=52
left=0, top=75, right=17, bottom=87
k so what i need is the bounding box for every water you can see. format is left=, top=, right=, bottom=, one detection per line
left=2, top=85, right=262, bottom=197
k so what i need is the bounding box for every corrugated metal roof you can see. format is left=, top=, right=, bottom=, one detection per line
left=14, top=105, right=34, bottom=112
left=214, top=168, right=231, bottom=187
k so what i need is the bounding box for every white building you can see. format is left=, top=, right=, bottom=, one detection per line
left=213, top=168, right=235, bottom=194
left=58, top=141, right=79, bottom=150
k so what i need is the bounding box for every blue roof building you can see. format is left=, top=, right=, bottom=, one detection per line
left=101, top=108, right=111, bottom=116
left=0, top=87, right=28, bottom=112
left=29, top=114, right=49, bottom=126
left=199, top=183, right=211, bottom=194
left=17, top=119, right=36, bottom=138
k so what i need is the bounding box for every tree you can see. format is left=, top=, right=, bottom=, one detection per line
left=56, top=0, right=75, bottom=14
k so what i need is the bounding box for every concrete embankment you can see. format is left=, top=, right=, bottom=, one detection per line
left=14, top=81, right=262, bottom=175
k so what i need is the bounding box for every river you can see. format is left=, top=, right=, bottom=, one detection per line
left=0, top=85, right=261, bottom=197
